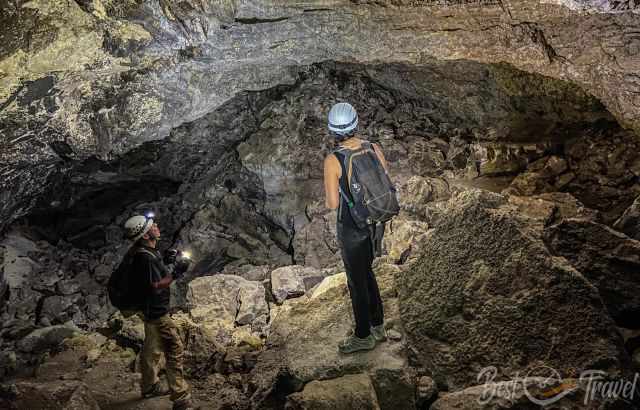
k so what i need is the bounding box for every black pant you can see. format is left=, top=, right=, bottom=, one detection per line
left=338, top=222, right=384, bottom=338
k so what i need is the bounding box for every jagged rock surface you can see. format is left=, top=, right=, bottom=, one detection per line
left=397, top=189, right=631, bottom=391
left=250, top=264, right=416, bottom=409
left=3, top=0, right=640, bottom=230
left=544, top=218, right=640, bottom=328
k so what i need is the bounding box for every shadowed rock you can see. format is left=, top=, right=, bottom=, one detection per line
left=397, top=189, right=631, bottom=391
left=544, top=219, right=640, bottom=328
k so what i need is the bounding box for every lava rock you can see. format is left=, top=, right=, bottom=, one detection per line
left=544, top=219, right=640, bottom=328
left=17, top=322, right=81, bottom=353
left=187, top=274, right=269, bottom=334
left=397, top=189, right=631, bottom=391
left=614, top=194, right=640, bottom=241
left=250, top=263, right=412, bottom=408
left=285, top=373, right=381, bottom=410
left=269, top=267, right=302, bottom=303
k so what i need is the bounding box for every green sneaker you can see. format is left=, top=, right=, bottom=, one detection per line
left=370, top=324, right=387, bottom=342
left=338, top=333, right=376, bottom=354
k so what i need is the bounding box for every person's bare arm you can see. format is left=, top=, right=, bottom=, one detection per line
left=324, top=154, right=341, bottom=210
left=372, top=143, right=390, bottom=174
left=151, top=274, right=173, bottom=289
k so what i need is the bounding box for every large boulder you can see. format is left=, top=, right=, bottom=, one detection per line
left=292, top=205, right=341, bottom=269
left=397, top=189, right=631, bottom=391
left=16, top=322, right=81, bottom=353
left=270, top=265, right=331, bottom=304
left=397, top=175, right=452, bottom=219
left=0, top=380, right=100, bottom=410
left=187, top=274, right=269, bottom=338
left=544, top=219, right=640, bottom=328
left=285, top=373, right=381, bottom=410
left=506, top=192, right=600, bottom=225
left=382, top=217, right=430, bottom=264
left=614, top=195, right=640, bottom=241
left=178, top=195, right=291, bottom=273
left=250, top=263, right=416, bottom=410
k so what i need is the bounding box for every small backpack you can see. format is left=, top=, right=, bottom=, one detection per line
left=107, top=247, right=155, bottom=312
left=335, top=142, right=400, bottom=229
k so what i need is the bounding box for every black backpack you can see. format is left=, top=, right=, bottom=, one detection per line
left=107, top=247, right=155, bottom=312
left=335, top=142, right=400, bottom=229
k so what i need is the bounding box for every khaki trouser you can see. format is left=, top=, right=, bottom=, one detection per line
left=140, top=314, right=190, bottom=403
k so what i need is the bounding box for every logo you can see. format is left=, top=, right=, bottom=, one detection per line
left=351, top=182, right=362, bottom=194
left=523, top=366, right=578, bottom=405
left=476, top=366, right=638, bottom=406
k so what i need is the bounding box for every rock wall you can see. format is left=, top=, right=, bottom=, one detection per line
left=2, top=0, right=640, bottom=230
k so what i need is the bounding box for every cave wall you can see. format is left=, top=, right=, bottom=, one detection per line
left=2, top=0, right=640, bottom=231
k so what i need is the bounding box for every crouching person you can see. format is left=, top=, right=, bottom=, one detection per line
left=120, top=214, right=195, bottom=410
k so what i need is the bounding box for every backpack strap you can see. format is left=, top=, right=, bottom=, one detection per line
left=345, top=144, right=374, bottom=187
left=132, top=247, right=158, bottom=260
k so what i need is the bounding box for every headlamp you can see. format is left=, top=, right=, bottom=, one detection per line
left=145, top=211, right=155, bottom=219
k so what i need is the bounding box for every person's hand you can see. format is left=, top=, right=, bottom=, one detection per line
left=173, top=254, right=191, bottom=279
left=163, top=248, right=178, bottom=265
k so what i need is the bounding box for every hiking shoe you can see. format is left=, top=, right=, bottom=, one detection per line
left=141, top=383, right=170, bottom=399
left=371, top=324, right=387, bottom=342
left=338, top=334, right=376, bottom=354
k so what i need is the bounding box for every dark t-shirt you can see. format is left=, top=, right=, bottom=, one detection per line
left=130, top=245, right=171, bottom=320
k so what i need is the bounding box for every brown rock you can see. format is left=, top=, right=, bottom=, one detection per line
left=397, top=189, right=630, bottom=391
left=544, top=219, right=640, bottom=328
left=285, top=374, right=381, bottom=410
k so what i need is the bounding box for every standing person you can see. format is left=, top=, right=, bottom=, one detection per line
left=122, top=214, right=195, bottom=410
left=323, top=102, right=397, bottom=354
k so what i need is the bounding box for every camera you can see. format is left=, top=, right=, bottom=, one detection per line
left=163, top=248, right=193, bottom=279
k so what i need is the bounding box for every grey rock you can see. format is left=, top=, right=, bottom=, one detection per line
left=236, top=281, right=269, bottom=329
left=251, top=263, right=413, bottom=408
left=397, top=176, right=452, bottom=219
left=270, top=266, right=307, bottom=304
left=416, top=376, right=437, bottom=405
left=397, top=189, right=630, bottom=391
left=110, top=313, right=145, bottom=350
left=0, top=350, right=17, bottom=379
left=506, top=192, right=600, bottom=225
left=614, top=195, right=640, bottom=241
left=56, top=279, right=81, bottom=295
left=41, top=295, right=79, bottom=324
left=17, top=322, right=81, bottom=353
left=64, top=384, right=101, bottom=410
left=370, top=367, right=416, bottom=410
left=0, top=380, right=99, bottom=410
left=544, top=219, right=640, bottom=328
left=292, top=205, right=341, bottom=269
left=187, top=274, right=268, bottom=334
left=285, top=373, right=381, bottom=410
left=92, top=264, right=112, bottom=284
left=3, top=0, right=638, bottom=233
left=222, top=264, right=271, bottom=282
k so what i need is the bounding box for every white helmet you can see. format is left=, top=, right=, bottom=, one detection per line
left=124, top=215, right=153, bottom=241
left=328, top=102, right=358, bottom=136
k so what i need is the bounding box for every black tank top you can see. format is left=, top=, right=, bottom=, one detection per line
left=334, top=149, right=357, bottom=228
